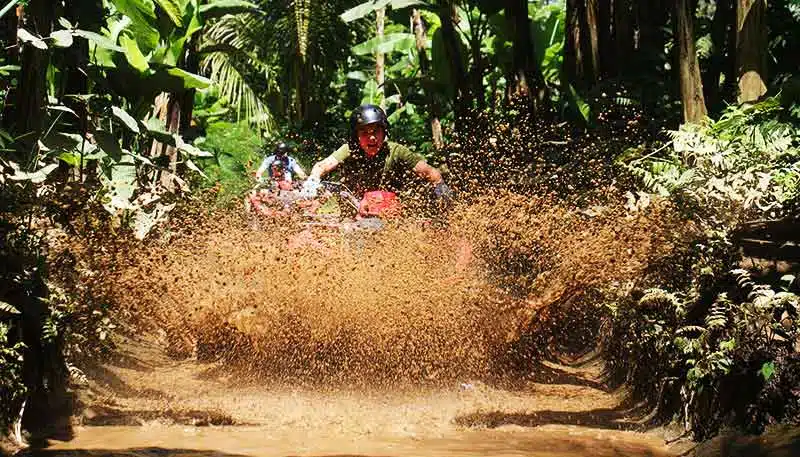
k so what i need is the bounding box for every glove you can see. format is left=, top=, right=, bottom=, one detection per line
left=300, top=176, right=321, bottom=198
left=434, top=181, right=453, bottom=202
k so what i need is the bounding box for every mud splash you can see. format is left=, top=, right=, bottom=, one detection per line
left=39, top=190, right=700, bottom=457
left=104, top=190, right=689, bottom=387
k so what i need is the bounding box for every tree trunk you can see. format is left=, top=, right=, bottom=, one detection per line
left=583, top=0, right=601, bottom=84
left=565, top=0, right=600, bottom=89
left=439, top=1, right=468, bottom=120
left=675, top=0, right=708, bottom=123
left=598, top=0, right=614, bottom=77
left=412, top=9, right=443, bottom=150
left=565, top=0, right=585, bottom=87
left=0, top=5, right=19, bottom=129
left=412, top=9, right=429, bottom=73
left=61, top=0, right=103, bottom=134
left=507, top=0, right=546, bottom=111
left=376, top=7, right=385, bottom=108
left=736, top=0, right=767, bottom=103
left=14, top=0, right=53, bottom=160
left=702, top=0, right=734, bottom=114
left=613, top=0, right=634, bottom=78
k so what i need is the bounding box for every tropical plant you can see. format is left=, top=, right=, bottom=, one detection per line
left=620, top=95, right=800, bottom=224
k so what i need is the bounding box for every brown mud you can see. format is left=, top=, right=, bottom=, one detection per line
left=27, top=192, right=702, bottom=456
left=53, top=335, right=680, bottom=457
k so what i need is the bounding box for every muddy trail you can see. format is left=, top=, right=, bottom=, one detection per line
left=55, top=334, right=679, bottom=457
left=36, top=192, right=696, bottom=456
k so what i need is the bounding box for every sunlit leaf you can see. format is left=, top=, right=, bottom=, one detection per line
left=112, top=106, right=141, bottom=133
left=18, top=28, right=48, bottom=49
left=200, top=0, right=259, bottom=18
left=74, top=29, right=124, bottom=52
left=340, top=0, right=391, bottom=23
left=50, top=30, right=74, bottom=48
left=154, top=0, right=183, bottom=26
left=352, top=33, right=416, bottom=56
left=760, top=361, right=775, bottom=381
left=120, top=35, right=150, bottom=73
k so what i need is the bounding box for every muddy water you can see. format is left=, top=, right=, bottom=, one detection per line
left=34, top=338, right=678, bottom=457
left=52, top=196, right=690, bottom=457
left=35, top=425, right=673, bottom=457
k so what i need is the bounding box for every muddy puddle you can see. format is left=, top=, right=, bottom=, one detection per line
left=30, top=425, right=674, bottom=457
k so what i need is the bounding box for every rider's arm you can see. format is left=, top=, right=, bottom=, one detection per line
left=309, top=144, right=349, bottom=179
left=413, top=160, right=444, bottom=186
left=309, top=156, right=339, bottom=179
left=255, top=156, right=274, bottom=180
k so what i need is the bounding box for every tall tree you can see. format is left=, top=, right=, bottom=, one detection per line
left=376, top=7, right=386, bottom=108
left=584, top=0, right=600, bottom=83
left=565, top=0, right=600, bottom=89
left=675, top=0, right=708, bottom=123
left=736, top=0, right=767, bottom=103
left=565, top=0, right=585, bottom=86
left=14, top=0, right=54, bottom=158
left=438, top=0, right=469, bottom=119
left=506, top=0, right=547, bottom=111
left=613, top=0, right=634, bottom=78
left=702, top=0, right=735, bottom=114
left=412, top=9, right=443, bottom=149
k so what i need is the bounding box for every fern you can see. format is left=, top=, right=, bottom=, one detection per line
left=0, top=300, right=20, bottom=315
left=705, top=295, right=730, bottom=330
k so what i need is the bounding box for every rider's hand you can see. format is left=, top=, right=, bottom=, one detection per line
left=300, top=176, right=321, bottom=197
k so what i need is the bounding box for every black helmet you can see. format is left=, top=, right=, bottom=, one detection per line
left=273, top=141, right=291, bottom=158
left=349, top=104, right=389, bottom=140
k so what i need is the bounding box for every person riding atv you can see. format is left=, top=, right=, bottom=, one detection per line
left=300, top=104, right=452, bottom=208
left=256, top=141, right=307, bottom=189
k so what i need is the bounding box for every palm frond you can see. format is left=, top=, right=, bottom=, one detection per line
left=200, top=14, right=277, bottom=130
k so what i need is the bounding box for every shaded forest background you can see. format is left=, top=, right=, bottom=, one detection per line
left=1, top=0, right=800, bottom=448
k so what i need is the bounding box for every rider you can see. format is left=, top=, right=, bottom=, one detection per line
left=255, top=141, right=307, bottom=185
left=301, top=104, right=452, bottom=203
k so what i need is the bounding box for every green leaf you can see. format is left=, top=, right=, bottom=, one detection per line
left=390, top=0, right=428, bottom=9
left=166, top=67, right=212, bottom=89
left=73, top=29, right=124, bottom=52
left=58, top=17, right=74, bottom=29
left=0, top=64, right=20, bottom=73
left=567, top=83, right=591, bottom=123
left=352, top=33, right=416, bottom=55
left=9, top=163, right=59, bottom=183
left=341, top=0, right=390, bottom=23
left=760, top=361, right=776, bottom=381
left=120, top=35, right=150, bottom=73
left=50, top=30, right=74, bottom=48
left=94, top=130, right=124, bottom=162
left=110, top=0, right=159, bottom=53
left=199, top=0, right=259, bottom=18
left=112, top=106, right=141, bottom=133
left=185, top=158, right=209, bottom=179
left=154, top=0, right=183, bottom=26
left=100, top=154, right=137, bottom=214
left=18, top=28, right=48, bottom=49
left=58, top=152, right=81, bottom=167
left=361, top=79, right=381, bottom=105
left=346, top=71, right=369, bottom=81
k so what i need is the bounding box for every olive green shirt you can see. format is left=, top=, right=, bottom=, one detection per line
left=330, top=141, right=425, bottom=193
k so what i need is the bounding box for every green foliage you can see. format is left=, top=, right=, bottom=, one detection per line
left=193, top=120, right=262, bottom=205
left=605, top=253, right=800, bottom=440
left=621, top=96, right=800, bottom=224
left=0, top=321, right=25, bottom=428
